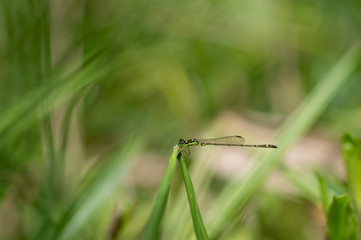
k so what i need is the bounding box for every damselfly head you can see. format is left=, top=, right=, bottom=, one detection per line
left=179, top=138, right=186, bottom=145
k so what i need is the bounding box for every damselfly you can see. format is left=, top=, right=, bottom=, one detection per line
left=178, top=135, right=277, bottom=158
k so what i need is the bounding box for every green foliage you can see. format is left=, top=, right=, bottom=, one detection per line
left=317, top=172, right=331, bottom=211
left=178, top=153, right=209, bottom=240
left=142, top=147, right=209, bottom=240
left=342, top=134, right=361, bottom=208
left=319, top=134, right=361, bottom=240
left=207, top=41, right=361, bottom=239
left=141, top=148, right=177, bottom=240
left=327, top=195, right=358, bottom=240
left=1, top=0, right=361, bottom=239
left=49, top=141, right=140, bottom=240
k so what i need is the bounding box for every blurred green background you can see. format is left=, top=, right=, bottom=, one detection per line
left=1, top=0, right=361, bottom=239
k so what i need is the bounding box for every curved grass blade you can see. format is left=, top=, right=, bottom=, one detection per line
left=178, top=153, right=209, bottom=240
left=36, top=140, right=141, bottom=240
left=140, top=147, right=178, bottom=240
left=58, top=87, right=91, bottom=190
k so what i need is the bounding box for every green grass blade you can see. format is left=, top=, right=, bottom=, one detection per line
left=58, top=87, right=91, bottom=189
left=327, top=195, right=358, bottom=240
left=36, top=140, right=141, bottom=240
left=0, top=60, right=105, bottom=137
left=178, top=153, right=209, bottom=240
left=316, top=172, right=330, bottom=212
left=208, top=41, right=361, bottom=238
left=342, top=134, right=361, bottom=208
left=162, top=145, right=219, bottom=240
left=140, top=147, right=178, bottom=240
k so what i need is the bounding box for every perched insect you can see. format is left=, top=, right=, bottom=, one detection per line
left=178, top=135, right=277, bottom=158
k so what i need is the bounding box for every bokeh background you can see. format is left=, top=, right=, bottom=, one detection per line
left=1, top=0, right=361, bottom=239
